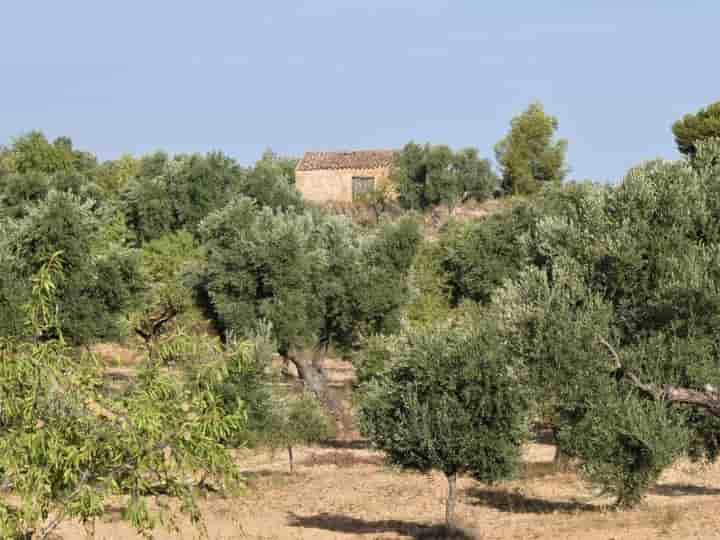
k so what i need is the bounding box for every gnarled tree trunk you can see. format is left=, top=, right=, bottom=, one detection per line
left=286, top=348, right=344, bottom=422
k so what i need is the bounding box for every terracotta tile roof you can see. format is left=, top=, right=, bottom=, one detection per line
left=296, top=149, right=397, bottom=171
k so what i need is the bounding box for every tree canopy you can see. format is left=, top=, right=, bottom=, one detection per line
left=495, top=102, right=568, bottom=195
left=391, top=142, right=497, bottom=210
left=483, top=141, right=720, bottom=505
left=1, top=191, right=144, bottom=343
left=672, top=100, right=720, bottom=157
left=358, top=323, right=529, bottom=527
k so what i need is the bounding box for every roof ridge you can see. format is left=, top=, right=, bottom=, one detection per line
left=296, top=149, right=397, bottom=172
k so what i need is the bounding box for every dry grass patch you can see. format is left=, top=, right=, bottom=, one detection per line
left=300, top=450, right=385, bottom=468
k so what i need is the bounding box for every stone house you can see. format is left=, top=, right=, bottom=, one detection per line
left=295, top=149, right=396, bottom=204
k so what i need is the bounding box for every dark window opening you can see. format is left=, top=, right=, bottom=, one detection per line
left=352, top=176, right=375, bottom=200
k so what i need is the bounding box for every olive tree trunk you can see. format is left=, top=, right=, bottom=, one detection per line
left=287, top=349, right=344, bottom=420
left=552, top=426, right=572, bottom=471
left=445, top=473, right=457, bottom=528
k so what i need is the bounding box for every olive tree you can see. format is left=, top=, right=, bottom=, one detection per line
left=2, top=190, right=144, bottom=344
left=437, top=203, right=535, bottom=305
left=358, top=324, right=529, bottom=528
left=200, top=197, right=421, bottom=415
left=488, top=143, right=720, bottom=506
left=120, top=152, right=244, bottom=244
left=391, top=142, right=497, bottom=210
left=120, top=150, right=303, bottom=245
left=2, top=131, right=96, bottom=176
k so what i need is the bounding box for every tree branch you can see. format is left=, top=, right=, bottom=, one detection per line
left=134, top=304, right=179, bottom=345
left=599, top=338, right=720, bottom=417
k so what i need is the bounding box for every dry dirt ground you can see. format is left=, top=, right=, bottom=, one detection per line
left=54, top=441, right=720, bottom=540
left=51, top=350, right=720, bottom=539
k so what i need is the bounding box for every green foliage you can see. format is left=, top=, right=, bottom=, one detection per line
left=2, top=191, right=144, bottom=343
left=0, top=171, right=52, bottom=218
left=0, top=340, right=246, bottom=538
left=437, top=203, right=535, bottom=305
left=672, top=101, right=720, bottom=156
left=391, top=142, right=497, bottom=210
left=0, top=227, right=27, bottom=338
left=182, top=332, right=276, bottom=447
left=121, top=176, right=176, bottom=244
left=235, top=153, right=304, bottom=213
left=491, top=258, right=613, bottom=425
left=558, top=395, right=687, bottom=508
left=119, top=150, right=303, bottom=245
left=200, top=198, right=421, bottom=355
left=495, top=102, right=567, bottom=195
left=358, top=215, right=423, bottom=338
left=133, top=231, right=205, bottom=337
left=0, top=256, right=262, bottom=538
left=141, top=230, right=201, bottom=285
left=358, top=323, right=529, bottom=524
left=167, top=152, right=244, bottom=231
left=201, top=197, right=323, bottom=353
left=0, top=169, right=105, bottom=221
left=264, top=391, right=335, bottom=471
left=2, top=131, right=96, bottom=176
left=351, top=334, right=397, bottom=388
left=402, top=241, right=453, bottom=328
left=256, top=148, right=299, bottom=185
left=488, top=144, right=720, bottom=505
left=94, top=154, right=140, bottom=196
left=120, top=152, right=243, bottom=244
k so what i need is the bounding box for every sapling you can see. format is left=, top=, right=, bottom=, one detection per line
left=265, top=392, right=335, bottom=473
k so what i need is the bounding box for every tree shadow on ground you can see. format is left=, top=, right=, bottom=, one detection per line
left=239, top=469, right=293, bottom=480
left=518, top=461, right=559, bottom=480
left=288, top=513, right=478, bottom=539
left=465, top=487, right=599, bottom=514
left=299, top=450, right=385, bottom=468
left=319, top=438, right=372, bottom=450
left=650, top=483, right=720, bottom=497
left=238, top=469, right=298, bottom=486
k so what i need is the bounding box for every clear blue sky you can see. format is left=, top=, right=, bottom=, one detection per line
left=1, top=1, right=717, bottom=182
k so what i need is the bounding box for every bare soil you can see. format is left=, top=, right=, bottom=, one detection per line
left=49, top=352, right=720, bottom=539
left=53, top=440, right=720, bottom=540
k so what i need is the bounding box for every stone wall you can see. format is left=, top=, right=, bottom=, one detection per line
left=296, top=166, right=391, bottom=204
